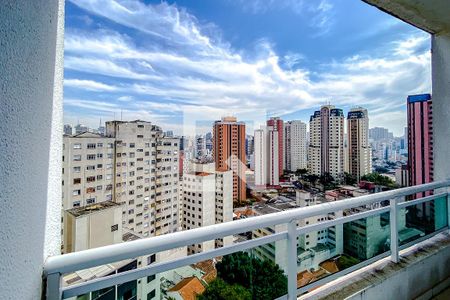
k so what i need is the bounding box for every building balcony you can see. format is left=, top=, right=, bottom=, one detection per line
left=43, top=180, right=450, bottom=299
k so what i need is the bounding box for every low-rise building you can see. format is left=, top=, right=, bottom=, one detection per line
left=251, top=192, right=343, bottom=274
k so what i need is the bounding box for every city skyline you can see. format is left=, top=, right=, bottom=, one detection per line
left=64, top=0, right=431, bottom=136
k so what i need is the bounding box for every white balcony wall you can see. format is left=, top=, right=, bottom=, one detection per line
left=0, top=0, right=64, bottom=299
left=432, top=33, right=450, bottom=182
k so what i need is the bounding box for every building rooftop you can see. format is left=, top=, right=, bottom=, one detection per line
left=69, top=132, right=105, bottom=138
left=168, top=276, right=206, bottom=300
left=193, top=172, right=213, bottom=177
left=66, top=201, right=121, bottom=217
left=253, top=195, right=299, bottom=215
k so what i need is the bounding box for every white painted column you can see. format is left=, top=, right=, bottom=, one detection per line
left=0, top=1, right=64, bottom=299
left=431, top=34, right=450, bottom=232
left=432, top=33, right=450, bottom=182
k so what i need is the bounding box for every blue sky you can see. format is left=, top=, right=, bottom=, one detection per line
left=64, top=0, right=431, bottom=136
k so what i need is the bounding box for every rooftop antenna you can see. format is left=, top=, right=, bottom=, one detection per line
left=99, top=117, right=102, bottom=128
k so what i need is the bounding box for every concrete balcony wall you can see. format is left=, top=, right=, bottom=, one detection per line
left=0, top=0, right=64, bottom=298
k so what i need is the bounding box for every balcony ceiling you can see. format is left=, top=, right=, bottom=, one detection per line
left=363, top=0, right=450, bottom=34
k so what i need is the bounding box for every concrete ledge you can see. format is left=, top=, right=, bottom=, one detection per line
left=300, top=232, right=450, bottom=300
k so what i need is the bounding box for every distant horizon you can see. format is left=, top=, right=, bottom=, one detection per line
left=65, top=114, right=404, bottom=138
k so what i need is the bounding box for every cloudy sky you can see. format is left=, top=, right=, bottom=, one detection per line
left=64, top=0, right=431, bottom=136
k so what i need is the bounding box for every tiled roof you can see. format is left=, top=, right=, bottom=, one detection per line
left=168, top=276, right=205, bottom=300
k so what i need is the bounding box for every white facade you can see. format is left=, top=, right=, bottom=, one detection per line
left=181, top=163, right=233, bottom=254
left=251, top=192, right=343, bottom=274
left=63, top=202, right=123, bottom=253
left=254, top=125, right=280, bottom=186
left=284, top=120, right=307, bottom=171
left=254, top=128, right=267, bottom=186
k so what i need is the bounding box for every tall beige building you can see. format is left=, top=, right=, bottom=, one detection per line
left=308, top=105, right=345, bottom=180
left=284, top=120, right=307, bottom=171
left=106, top=120, right=180, bottom=237
left=62, top=121, right=185, bottom=300
left=62, top=120, right=180, bottom=242
left=181, top=163, right=233, bottom=254
left=347, top=107, right=371, bottom=181
left=62, top=132, right=115, bottom=209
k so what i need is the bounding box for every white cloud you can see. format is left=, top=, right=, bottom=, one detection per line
left=65, top=0, right=431, bottom=136
left=64, top=79, right=117, bottom=91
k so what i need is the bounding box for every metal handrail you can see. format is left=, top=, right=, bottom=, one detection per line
left=44, top=180, right=450, bottom=300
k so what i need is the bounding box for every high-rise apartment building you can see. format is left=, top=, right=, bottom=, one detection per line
left=62, top=132, right=116, bottom=209
left=267, top=125, right=280, bottom=185
left=369, top=127, right=393, bottom=141
left=407, top=94, right=433, bottom=190
left=75, top=123, right=89, bottom=134
left=63, top=121, right=181, bottom=244
left=245, top=134, right=255, bottom=157
left=106, top=120, right=180, bottom=237
left=347, top=107, right=371, bottom=181
left=309, top=105, right=345, bottom=180
left=254, top=125, right=281, bottom=186
left=181, top=163, right=233, bottom=254
left=195, top=135, right=207, bottom=159
left=284, top=120, right=307, bottom=172
left=213, top=116, right=246, bottom=202
left=267, top=117, right=284, bottom=175
left=64, top=124, right=73, bottom=135
left=406, top=94, right=440, bottom=233
left=254, top=128, right=267, bottom=186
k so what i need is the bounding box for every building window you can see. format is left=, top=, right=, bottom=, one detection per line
left=86, top=198, right=95, bottom=204
left=147, top=274, right=156, bottom=283
left=147, top=254, right=156, bottom=265
left=73, top=155, right=81, bottom=161
left=72, top=190, right=81, bottom=196
left=73, top=143, right=81, bottom=149
left=147, top=289, right=156, bottom=300
left=73, top=166, right=81, bottom=172
left=87, top=154, right=96, bottom=160
left=111, top=224, right=119, bottom=232
left=97, top=143, right=103, bottom=148
left=73, top=178, right=81, bottom=184
left=87, top=143, right=96, bottom=149
left=86, top=165, right=95, bottom=171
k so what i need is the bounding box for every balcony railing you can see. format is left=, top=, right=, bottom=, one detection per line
left=44, top=180, right=450, bottom=300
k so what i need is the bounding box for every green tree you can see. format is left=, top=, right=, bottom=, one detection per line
left=361, top=173, right=397, bottom=189
left=295, top=168, right=309, bottom=178
left=305, top=174, right=319, bottom=187
left=216, top=252, right=287, bottom=300
left=343, top=172, right=357, bottom=185
left=198, top=278, right=251, bottom=300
